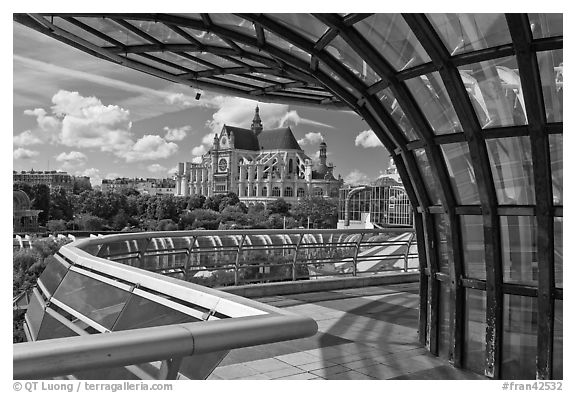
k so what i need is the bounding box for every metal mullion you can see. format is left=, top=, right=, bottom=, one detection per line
left=175, top=51, right=222, bottom=71
left=450, top=44, right=515, bottom=67
left=404, top=13, right=504, bottom=378
left=137, top=53, right=194, bottom=74
left=61, top=16, right=126, bottom=49
left=109, top=18, right=163, bottom=45
left=531, top=36, right=563, bottom=52
left=163, top=23, right=205, bottom=48
left=342, top=13, right=373, bottom=26
left=506, top=13, right=556, bottom=380
left=413, top=211, right=429, bottom=346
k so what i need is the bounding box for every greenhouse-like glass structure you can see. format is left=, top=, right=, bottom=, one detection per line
left=14, top=13, right=562, bottom=379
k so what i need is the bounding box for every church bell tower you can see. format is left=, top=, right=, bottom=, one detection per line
left=251, top=105, right=263, bottom=136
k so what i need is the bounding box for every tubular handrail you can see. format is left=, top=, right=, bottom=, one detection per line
left=14, top=313, right=316, bottom=380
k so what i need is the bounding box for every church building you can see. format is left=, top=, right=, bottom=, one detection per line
left=174, top=107, right=343, bottom=205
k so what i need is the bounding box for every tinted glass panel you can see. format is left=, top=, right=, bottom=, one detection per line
left=377, top=89, right=418, bottom=141
left=77, top=18, right=148, bottom=46
left=441, top=143, right=480, bottom=204
left=355, top=14, right=431, bottom=71
left=268, top=14, right=328, bottom=42
left=38, top=257, right=69, bottom=297
left=502, top=295, right=537, bottom=379
left=460, top=215, right=485, bottom=280
left=37, top=312, right=78, bottom=340
left=113, top=294, right=199, bottom=331
left=53, top=270, right=131, bottom=330
left=209, top=14, right=256, bottom=37
left=549, top=134, right=563, bottom=205
left=537, top=50, right=563, bottom=123
left=405, top=72, right=462, bottom=135
left=438, top=282, right=451, bottom=359
left=459, top=57, right=527, bottom=128
left=486, top=137, right=535, bottom=205
left=464, top=289, right=486, bottom=374
left=501, top=216, right=537, bottom=286
left=434, top=214, right=450, bottom=274
left=265, top=31, right=311, bottom=61
left=26, top=291, right=45, bottom=340
left=553, top=300, right=563, bottom=379
left=130, top=20, right=191, bottom=44
left=554, top=217, right=562, bottom=288
left=326, top=35, right=381, bottom=86
left=414, top=149, right=442, bottom=205
left=528, top=13, right=563, bottom=39
left=428, top=14, right=511, bottom=55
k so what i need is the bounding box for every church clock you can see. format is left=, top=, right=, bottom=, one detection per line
left=218, top=158, right=228, bottom=172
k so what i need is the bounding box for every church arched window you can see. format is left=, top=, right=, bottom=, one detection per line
left=284, top=187, right=293, bottom=197
left=297, top=188, right=306, bottom=197
left=272, top=187, right=281, bottom=197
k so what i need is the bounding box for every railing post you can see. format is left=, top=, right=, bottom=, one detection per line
left=352, top=233, right=365, bottom=277
left=404, top=232, right=416, bottom=272
left=234, top=235, right=245, bottom=286
left=184, top=236, right=197, bottom=281
left=292, top=234, right=303, bottom=281
left=137, top=238, right=152, bottom=263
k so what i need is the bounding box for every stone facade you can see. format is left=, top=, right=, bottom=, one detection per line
left=175, top=107, right=342, bottom=205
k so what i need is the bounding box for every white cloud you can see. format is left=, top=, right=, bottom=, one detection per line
left=147, top=164, right=167, bottom=174
left=55, top=151, right=87, bottom=164
left=124, top=135, right=179, bottom=163
left=75, top=168, right=102, bottom=186
left=278, top=110, right=333, bottom=128
left=14, top=148, right=39, bottom=160
left=164, top=125, right=191, bottom=141
left=192, top=156, right=203, bottom=164
left=201, top=133, right=217, bottom=145
left=355, top=130, right=383, bottom=148
left=13, top=130, right=42, bottom=146
left=191, top=145, right=208, bottom=157
left=167, top=166, right=179, bottom=175
left=297, top=132, right=324, bottom=146
left=344, top=170, right=371, bottom=186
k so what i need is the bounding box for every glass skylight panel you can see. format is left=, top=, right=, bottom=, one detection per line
left=500, top=216, right=537, bottom=286
left=529, top=13, right=563, bottom=39
left=52, top=17, right=111, bottom=47
left=228, top=57, right=268, bottom=67
left=318, top=61, right=359, bottom=97
left=377, top=88, right=419, bottom=141
left=130, top=21, right=191, bottom=44
left=181, top=27, right=230, bottom=48
left=441, top=143, right=480, bottom=204
left=220, top=75, right=270, bottom=88
left=414, top=148, right=442, bottom=205
left=458, top=57, right=527, bottom=129
left=210, top=14, right=256, bottom=37
left=153, top=52, right=209, bottom=72
left=265, top=31, right=311, bottom=62
left=486, top=137, right=535, bottom=205
left=268, top=14, right=329, bottom=43
left=405, top=72, right=462, bottom=134
left=194, top=52, right=239, bottom=68
left=460, top=216, right=485, bottom=280
left=537, top=50, right=563, bottom=123
left=78, top=17, right=148, bottom=46
left=251, top=73, right=293, bottom=84
left=129, top=54, right=187, bottom=74
left=427, top=14, right=512, bottom=56
left=464, top=289, right=487, bottom=374
left=354, top=14, right=431, bottom=71
left=325, top=35, right=381, bottom=86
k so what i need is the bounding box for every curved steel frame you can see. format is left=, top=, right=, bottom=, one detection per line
left=14, top=13, right=562, bottom=379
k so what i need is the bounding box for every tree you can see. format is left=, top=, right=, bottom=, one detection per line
left=267, top=198, right=291, bottom=216
left=292, top=197, right=338, bottom=229
left=187, top=194, right=206, bottom=210
left=156, top=219, right=177, bottom=231
left=203, top=192, right=240, bottom=212
left=178, top=209, right=221, bottom=230
left=30, top=184, right=50, bottom=224
left=72, top=178, right=92, bottom=195
left=49, top=187, right=73, bottom=221
left=221, top=205, right=249, bottom=226
left=75, top=214, right=105, bottom=231
left=112, top=209, right=133, bottom=230
left=47, top=219, right=67, bottom=232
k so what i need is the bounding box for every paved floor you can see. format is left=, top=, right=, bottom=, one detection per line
left=211, top=282, right=486, bottom=380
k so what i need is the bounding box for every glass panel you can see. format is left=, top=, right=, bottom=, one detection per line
left=405, top=72, right=462, bottom=134
left=53, top=270, right=131, bottom=330
left=318, top=61, right=358, bottom=97
left=529, top=13, right=563, bottom=39
left=502, top=294, right=537, bottom=379
left=265, top=31, right=311, bottom=62
left=427, top=14, right=511, bottom=56
left=377, top=88, right=419, bottom=141
left=325, top=35, right=381, bottom=86
left=438, top=282, right=451, bottom=359
left=486, top=137, right=535, bottom=205
left=460, top=215, right=485, bottom=280
left=459, top=56, right=527, bottom=128
left=181, top=27, right=229, bottom=48
left=441, top=143, right=480, bottom=204
left=130, top=21, right=191, bottom=44
left=113, top=294, right=199, bottom=331
left=129, top=54, right=187, bottom=74
left=500, top=216, right=537, bottom=286
left=537, top=50, right=563, bottom=123
left=268, top=14, right=329, bottom=42
left=154, top=52, right=210, bottom=72
left=434, top=214, right=450, bottom=274
left=77, top=18, right=148, bottom=46
left=53, top=17, right=112, bottom=47
left=554, top=217, right=562, bottom=288
left=355, top=14, right=431, bottom=71
left=464, top=289, right=486, bottom=374
left=26, top=292, right=45, bottom=339
left=209, top=14, right=256, bottom=37
left=553, top=300, right=563, bottom=379
left=37, top=312, right=78, bottom=340
left=193, top=52, right=239, bottom=68
left=549, top=134, right=563, bottom=205
left=38, top=257, right=69, bottom=297
left=414, top=149, right=442, bottom=205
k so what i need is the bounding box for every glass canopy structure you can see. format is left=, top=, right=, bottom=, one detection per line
left=14, top=13, right=563, bottom=379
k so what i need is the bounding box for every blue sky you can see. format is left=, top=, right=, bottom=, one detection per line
left=12, top=21, right=392, bottom=186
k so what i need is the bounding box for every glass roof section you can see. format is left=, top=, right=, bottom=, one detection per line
left=537, top=50, right=563, bottom=123
left=52, top=17, right=111, bottom=47
left=529, top=13, right=563, bottom=39
left=77, top=17, right=149, bottom=46
left=180, top=27, right=230, bottom=48
left=128, top=20, right=191, bottom=44
left=427, top=13, right=512, bottom=56
left=354, top=14, right=431, bottom=71
left=210, top=14, right=256, bottom=37
left=325, top=35, right=381, bottom=86
left=377, top=88, right=418, bottom=141
left=265, top=30, right=311, bottom=62
left=268, top=14, right=329, bottom=43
